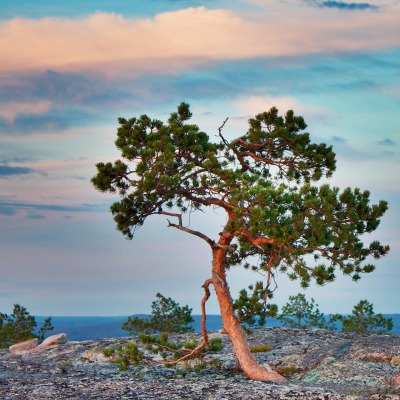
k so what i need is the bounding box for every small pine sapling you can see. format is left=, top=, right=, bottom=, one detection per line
left=332, top=300, right=393, bottom=334
left=278, top=293, right=332, bottom=329
left=0, top=304, right=54, bottom=348
left=123, top=293, right=194, bottom=334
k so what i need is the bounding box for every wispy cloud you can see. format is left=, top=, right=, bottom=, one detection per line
left=0, top=204, right=16, bottom=216
left=0, top=100, right=52, bottom=124
left=378, top=138, right=396, bottom=146
left=0, top=165, right=35, bottom=176
left=0, top=70, right=139, bottom=134
left=26, top=213, right=46, bottom=220
left=0, top=200, right=109, bottom=217
left=317, top=1, right=379, bottom=10
left=332, top=136, right=347, bottom=143
left=379, top=85, right=400, bottom=99
left=329, top=1, right=378, bottom=10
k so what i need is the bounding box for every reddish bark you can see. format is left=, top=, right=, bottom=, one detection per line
left=211, top=234, right=285, bottom=382
left=162, top=213, right=285, bottom=381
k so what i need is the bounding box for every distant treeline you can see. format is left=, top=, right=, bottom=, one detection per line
left=34, top=314, right=400, bottom=342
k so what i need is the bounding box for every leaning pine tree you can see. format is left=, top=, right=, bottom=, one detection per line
left=92, top=103, right=389, bottom=382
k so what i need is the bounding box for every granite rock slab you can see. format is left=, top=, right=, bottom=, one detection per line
left=1, top=328, right=399, bottom=399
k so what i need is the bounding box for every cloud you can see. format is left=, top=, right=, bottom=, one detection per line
left=0, top=5, right=399, bottom=78
left=1, top=108, right=95, bottom=135
left=0, top=70, right=105, bottom=107
left=0, top=69, right=147, bottom=134
left=0, top=199, right=109, bottom=217
left=278, top=0, right=383, bottom=9
left=26, top=213, right=46, bottom=220
left=234, top=95, right=302, bottom=117
left=0, top=5, right=399, bottom=136
left=332, top=136, right=347, bottom=143
left=319, top=1, right=379, bottom=10
left=0, top=165, right=35, bottom=176
left=379, top=85, right=400, bottom=99
left=0, top=204, right=16, bottom=216
left=378, top=138, right=395, bottom=145
left=0, top=100, right=52, bottom=123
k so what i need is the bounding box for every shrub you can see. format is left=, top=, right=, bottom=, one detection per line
left=250, top=344, right=273, bottom=353
left=102, top=347, right=116, bottom=358
left=139, top=332, right=223, bottom=363
left=276, top=365, right=300, bottom=376
left=102, top=342, right=144, bottom=371
left=101, top=334, right=223, bottom=371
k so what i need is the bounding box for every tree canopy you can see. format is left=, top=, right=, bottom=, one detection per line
left=92, top=102, right=388, bottom=287
left=92, top=103, right=389, bottom=381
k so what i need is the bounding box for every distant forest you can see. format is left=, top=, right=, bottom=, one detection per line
left=35, top=314, right=400, bottom=342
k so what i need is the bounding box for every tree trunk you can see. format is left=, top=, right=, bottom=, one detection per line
left=211, top=243, right=285, bottom=382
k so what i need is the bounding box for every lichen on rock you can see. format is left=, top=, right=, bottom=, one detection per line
left=1, top=328, right=399, bottom=399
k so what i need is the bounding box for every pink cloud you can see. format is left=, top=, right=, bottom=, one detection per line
left=235, top=95, right=302, bottom=117
left=0, top=4, right=399, bottom=77
left=0, top=100, right=53, bottom=123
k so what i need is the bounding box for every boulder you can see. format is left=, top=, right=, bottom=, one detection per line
left=81, top=347, right=109, bottom=363
left=9, top=338, right=38, bottom=355
left=37, top=333, right=68, bottom=348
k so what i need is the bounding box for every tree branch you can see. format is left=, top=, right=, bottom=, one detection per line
left=218, top=117, right=229, bottom=144
left=179, top=189, right=235, bottom=212
left=232, top=230, right=275, bottom=249
left=162, top=213, right=216, bottom=248
left=158, top=211, right=182, bottom=226
left=264, top=258, right=273, bottom=303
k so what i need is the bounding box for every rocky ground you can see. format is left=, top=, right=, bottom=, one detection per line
left=1, top=327, right=399, bottom=400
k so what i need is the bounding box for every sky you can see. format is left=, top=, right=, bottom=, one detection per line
left=0, top=0, right=399, bottom=317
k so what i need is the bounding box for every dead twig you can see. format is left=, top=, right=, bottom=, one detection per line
left=158, top=278, right=213, bottom=365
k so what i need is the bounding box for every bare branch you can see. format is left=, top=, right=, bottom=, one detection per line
left=218, top=117, right=229, bottom=144
left=166, top=219, right=216, bottom=249
left=161, top=279, right=213, bottom=365
left=263, top=260, right=273, bottom=303
left=179, top=189, right=235, bottom=212
left=158, top=210, right=182, bottom=226
left=217, top=118, right=255, bottom=173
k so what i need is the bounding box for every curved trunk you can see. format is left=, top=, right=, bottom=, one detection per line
left=211, top=243, right=285, bottom=382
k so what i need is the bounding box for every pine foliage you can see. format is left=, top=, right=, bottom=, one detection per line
left=0, top=304, right=54, bottom=348
left=332, top=300, right=393, bottom=334
left=277, top=293, right=332, bottom=329
left=122, top=293, right=194, bottom=334
left=233, top=281, right=278, bottom=329
left=92, top=102, right=389, bottom=291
